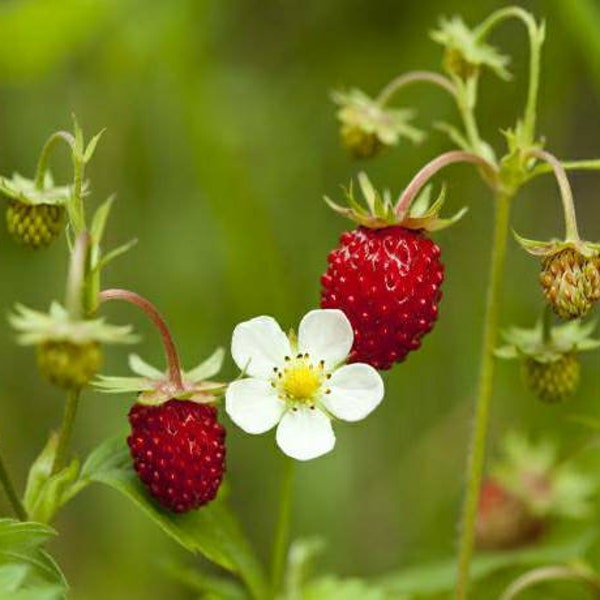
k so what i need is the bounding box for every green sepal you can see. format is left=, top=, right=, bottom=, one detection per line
left=434, top=121, right=470, bottom=151
left=326, top=173, right=466, bottom=232
left=0, top=173, right=72, bottom=207
left=430, top=15, right=511, bottom=80
left=94, top=347, right=226, bottom=406
left=496, top=318, right=600, bottom=363
left=513, top=231, right=600, bottom=259
left=10, top=302, right=137, bottom=346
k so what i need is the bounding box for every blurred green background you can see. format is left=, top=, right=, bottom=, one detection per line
left=0, top=0, right=600, bottom=597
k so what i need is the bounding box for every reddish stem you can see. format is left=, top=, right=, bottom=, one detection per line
left=395, top=150, right=498, bottom=216
left=99, top=288, right=184, bottom=390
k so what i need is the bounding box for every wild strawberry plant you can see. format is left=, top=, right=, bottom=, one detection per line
left=2, top=6, right=600, bottom=600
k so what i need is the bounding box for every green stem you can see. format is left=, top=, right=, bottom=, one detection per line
left=51, top=390, right=81, bottom=476
left=455, top=191, right=513, bottom=600
left=454, top=76, right=484, bottom=155
left=0, top=447, right=27, bottom=520
left=475, top=7, right=543, bottom=145
left=376, top=71, right=457, bottom=105
left=270, top=457, right=295, bottom=598
left=499, top=565, right=600, bottom=600
left=529, top=149, right=580, bottom=241
left=34, top=131, right=76, bottom=190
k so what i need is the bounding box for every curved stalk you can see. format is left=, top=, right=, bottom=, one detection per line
left=475, top=7, right=543, bottom=145
left=528, top=149, right=580, bottom=241
left=34, top=131, right=76, bottom=190
left=376, top=71, right=457, bottom=105
left=395, top=150, right=498, bottom=216
left=99, top=289, right=184, bottom=390
left=455, top=191, right=513, bottom=600
left=0, top=447, right=27, bottom=520
left=500, top=565, right=600, bottom=600
left=270, top=457, right=295, bottom=597
left=527, top=158, right=600, bottom=180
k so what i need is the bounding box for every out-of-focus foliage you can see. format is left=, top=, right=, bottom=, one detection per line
left=1, top=0, right=600, bottom=597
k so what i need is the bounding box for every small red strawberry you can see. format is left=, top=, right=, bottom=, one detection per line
left=128, top=400, right=226, bottom=513
left=475, top=478, right=543, bottom=550
left=320, top=174, right=464, bottom=369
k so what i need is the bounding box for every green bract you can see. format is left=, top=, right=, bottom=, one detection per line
left=0, top=172, right=72, bottom=207
left=94, top=347, right=226, bottom=405
left=430, top=16, right=511, bottom=80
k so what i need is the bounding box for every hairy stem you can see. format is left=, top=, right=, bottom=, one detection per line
left=99, top=289, right=184, bottom=390
left=499, top=565, right=600, bottom=600
left=51, top=389, right=81, bottom=475
left=475, top=7, right=543, bottom=145
left=395, top=150, right=498, bottom=216
left=0, top=446, right=27, bottom=520
left=455, top=191, right=512, bottom=600
left=529, top=149, right=580, bottom=241
left=65, top=232, right=90, bottom=320
left=34, top=131, right=76, bottom=190
left=270, top=457, right=295, bottom=597
left=455, top=77, right=484, bottom=155
left=376, top=71, right=457, bottom=105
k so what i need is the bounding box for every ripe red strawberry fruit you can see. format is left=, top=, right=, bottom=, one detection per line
left=321, top=226, right=443, bottom=369
left=320, top=173, right=463, bottom=369
left=475, top=479, right=543, bottom=550
left=127, top=400, right=226, bottom=513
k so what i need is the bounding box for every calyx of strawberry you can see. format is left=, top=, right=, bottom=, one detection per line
left=325, top=172, right=467, bottom=231
left=0, top=172, right=74, bottom=207
left=514, top=233, right=600, bottom=260
left=496, top=318, right=599, bottom=363
left=94, top=348, right=226, bottom=406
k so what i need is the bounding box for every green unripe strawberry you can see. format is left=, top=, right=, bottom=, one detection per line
left=339, top=124, right=383, bottom=159
left=6, top=201, right=63, bottom=248
left=522, top=353, right=580, bottom=404
left=540, top=248, right=600, bottom=320
left=37, top=340, right=102, bottom=390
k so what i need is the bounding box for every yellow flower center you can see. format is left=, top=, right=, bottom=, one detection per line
left=281, top=365, right=321, bottom=400
left=273, top=354, right=330, bottom=405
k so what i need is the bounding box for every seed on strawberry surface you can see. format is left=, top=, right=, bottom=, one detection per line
left=6, top=201, right=63, bottom=248
left=128, top=400, right=226, bottom=513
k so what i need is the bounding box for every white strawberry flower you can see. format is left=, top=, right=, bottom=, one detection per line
left=225, top=309, right=384, bottom=461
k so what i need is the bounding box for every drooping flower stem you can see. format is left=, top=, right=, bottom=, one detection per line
left=455, top=191, right=513, bottom=600
left=270, top=456, right=295, bottom=597
left=499, top=565, right=600, bottom=600
left=0, top=445, right=27, bottom=520
left=34, top=131, right=76, bottom=190
left=99, top=289, right=184, bottom=390
left=475, top=7, right=543, bottom=145
left=395, top=150, right=498, bottom=216
left=376, top=71, right=457, bottom=105
left=528, top=149, right=581, bottom=242
left=51, top=389, right=81, bottom=476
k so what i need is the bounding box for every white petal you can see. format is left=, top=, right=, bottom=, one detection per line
left=231, top=316, right=291, bottom=378
left=322, top=363, right=384, bottom=422
left=276, top=408, right=335, bottom=461
left=297, top=309, right=353, bottom=369
left=225, top=378, right=285, bottom=434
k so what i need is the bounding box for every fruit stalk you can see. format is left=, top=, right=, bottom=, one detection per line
left=0, top=444, right=27, bottom=520
left=99, top=289, right=184, bottom=390
left=270, top=456, right=295, bottom=597
left=376, top=71, right=457, bottom=105
left=529, top=149, right=580, bottom=241
left=34, top=131, right=76, bottom=190
left=455, top=191, right=512, bottom=600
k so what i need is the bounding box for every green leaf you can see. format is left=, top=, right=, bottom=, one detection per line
left=163, top=561, right=248, bottom=600
left=23, top=435, right=80, bottom=524
left=80, top=436, right=268, bottom=599
left=378, top=530, right=596, bottom=596
left=302, top=576, right=393, bottom=600
left=83, top=129, right=105, bottom=163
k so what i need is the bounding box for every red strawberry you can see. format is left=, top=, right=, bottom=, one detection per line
left=321, top=173, right=463, bottom=370
left=127, top=400, right=226, bottom=513
left=475, top=479, right=543, bottom=550
left=321, top=226, right=444, bottom=369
